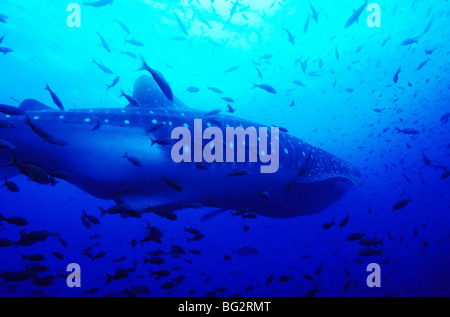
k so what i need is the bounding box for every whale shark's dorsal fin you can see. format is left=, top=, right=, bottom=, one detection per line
left=131, top=75, right=191, bottom=110
left=131, top=75, right=175, bottom=109
left=19, top=99, right=52, bottom=111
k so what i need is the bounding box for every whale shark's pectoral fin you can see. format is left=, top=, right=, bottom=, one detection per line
left=294, top=169, right=363, bottom=187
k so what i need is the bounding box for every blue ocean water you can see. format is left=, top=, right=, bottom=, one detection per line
left=0, top=0, right=449, bottom=297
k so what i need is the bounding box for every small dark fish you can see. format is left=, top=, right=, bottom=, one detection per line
left=266, top=273, right=275, bottom=287
left=146, top=122, right=164, bottom=134
left=33, top=275, right=55, bottom=287
left=243, top=225, right=250, bottom=232
left=121, top=90, right=140, bottom=107
left=126, top=39, right=145, bottom=47
left=115, top=20, right=130, bottom=34
left=187, top=86, right=200, bottom=93
left=170, top=36, right=187, bottom=41
left=393, top=198, right=411, bottom=210
left=91, top=117, right=101, bottom=131
left=0, top=214, right=28, bottom=226
left=0, top=14, right=8, bottom=24
left=139, top=57, right=173, bottom=101
left=184, top=226, right=201, bottom=235
left=0, top=47, right=13, bottom=55
left=112, top=256, right=127, bottom=263
left=395, top=127, right=420, bottom=135
left=121, top=51, right=138, bottom=59
left=207, top=86, right=223, bottom=94
left=252, top=83, right=277, bottom=94
left=97, top=32, right=111, bottom=53
left=278, top=275, right=293, bottom=283
left=440, top=113, right=450, bottom=124
left=91, top=251, right=106, bottom=261
left=121, top=152, right=143, bottom=167
left=222, top=97, right=234, bottom=103
left=359, top=238, right=384, bottom=247
left=282, top=28, right=295, bottom=45
left=45, top=85, right=64, bottom=110
left=303, top=274, right=314, bottom=281
left=174, top=12, right=188, bottom=36
left=0, top=238, right=14, bottom=247
left=106, top=268, right=129, bottom=284
left=344, top=0, right=367, bottom=28
left=82, top=210, right=100, bottom=225
left=225, top=65, right=239, bottom=73
left=48, top=170, right=71, bottom=180
left=245, top=285, right=254, bottom=292
left=161, top=281, right=174, bottom=290
left=84, top=0, right=114, bottom=8
left=20, top=254, right=45, bottom=262
left=393, top=67, right=401, bottom=83
left=107, top=76, right=120, bottom=90
left=442, top=170, right=450, bottom=180
left=0, top=104, right=25, bottom=116
left=227, top=169, right=250, bottom=177
left=161, top=177, right=182, bottom=192
left=4, top=178, right=19, bottom=192
left=416, top=59, right=429, bottom=71
left=52, top=252, right=64, bottom=260
left=226, top=104, right=236, bottom=113
left=258, top=191, right=270, bottom=200
left=357, top=248, right=383, bottom=257
left=232, top=246, right=259, bottom=256
left=309, top=2, right=318, bottom=22
left=224, top=255, right=232, bottom=261
left=188, top=249, right=202, bottom=255
left=25, top=116, right=68, bottom=146
left=315, top=266, right=323, bottom=276
left=255, top=67, right=263, bottom=79
left=401, top=38, right=418, bottom=46
left=92, top=59, right=114, bottom=75
left=293, top=80, right=306, bottom=88
left=347, top=233, right=365, bottom=241
left=339, top=214, right=350, bottom=228
left=84, top=287, right=100, bottom=296
left=303, top=15, right=310, bottom=34
left=322, top=219, right=335, bottom=230
left=187, top=234, right=205, bottom=242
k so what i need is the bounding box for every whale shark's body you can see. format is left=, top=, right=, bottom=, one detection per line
left=0, top=76, right=361, bottom=218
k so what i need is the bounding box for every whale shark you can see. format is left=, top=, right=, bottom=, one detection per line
left=0, top=75, right=361, bottom=219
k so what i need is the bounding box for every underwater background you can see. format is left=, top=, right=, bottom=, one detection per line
left=0, top=0, right=449, bottom=297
